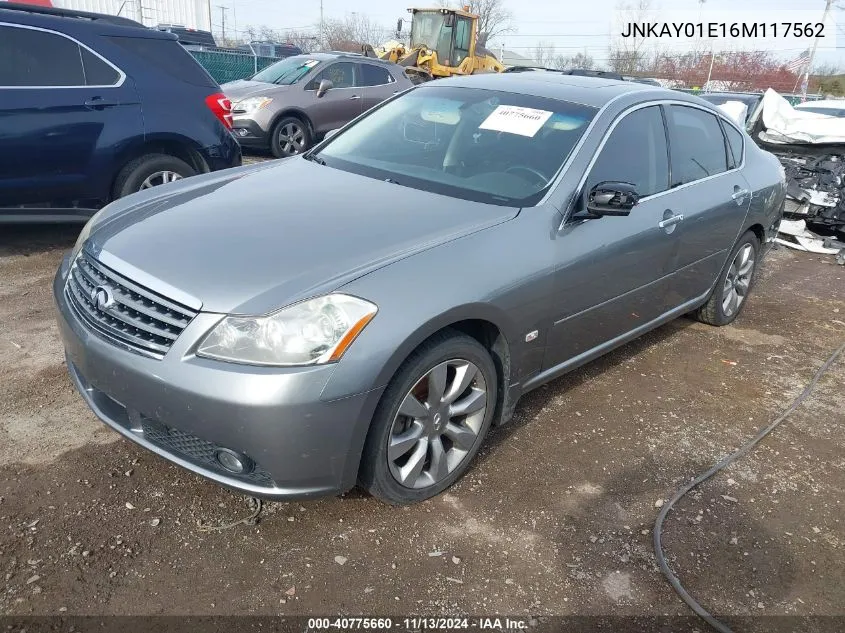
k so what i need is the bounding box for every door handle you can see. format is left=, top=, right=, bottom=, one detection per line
left=84, top=97, right=119, bottom=109
left=732, top=188, right=750, bottom=202
left=658, top=214, right=684, bottom=229
left=349, top=95, right=361, bottom=100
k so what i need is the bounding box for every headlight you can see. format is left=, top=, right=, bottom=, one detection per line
left=70, top=205, right=110, bottom=262
left=197, top=294, right=377, bottom=366
left=233, top=97, right=273, bottom=115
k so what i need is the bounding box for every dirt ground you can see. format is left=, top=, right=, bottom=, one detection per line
left=1, top=207, right=844, bottom=631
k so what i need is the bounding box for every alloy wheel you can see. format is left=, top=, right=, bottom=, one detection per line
left=140, top=171, right=183, bottom=190
left=278, top=122, right=306, bottom=155
left=387, top=359, right=489, bottom=490
left=722, top=243, right=755, bottom=317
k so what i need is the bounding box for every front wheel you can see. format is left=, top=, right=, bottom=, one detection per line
left=696, top=230, right=760, bottom=326
left=270, top=116, right=312, bottom=158
left=359, top=331, right=498, bottom=505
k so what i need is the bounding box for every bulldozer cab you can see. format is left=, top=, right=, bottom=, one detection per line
left=409, top=8, right=475, bottom=68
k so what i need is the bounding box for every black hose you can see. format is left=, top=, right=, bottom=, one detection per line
left=653, top=340, right=845, bottom=633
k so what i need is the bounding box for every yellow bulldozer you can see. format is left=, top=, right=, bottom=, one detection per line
left=363, top=7, right=504, bottom=83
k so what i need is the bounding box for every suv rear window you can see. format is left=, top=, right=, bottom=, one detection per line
left=108, top=36, right=217, bottom=87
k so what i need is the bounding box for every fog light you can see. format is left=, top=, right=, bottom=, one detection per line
left=235, top=128, right=249, bottom=137
left=215, top=448, right=252, bottom=474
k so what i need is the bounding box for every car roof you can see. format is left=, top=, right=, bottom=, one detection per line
left=299, top=51, right=397, bottom=67
left=795, top=100, right=845, bottom=108
left=0, top=2, right=175, bottom=39
left=421, top=72, right=677, bottom=108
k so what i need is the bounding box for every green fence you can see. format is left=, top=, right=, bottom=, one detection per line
left=190, top=50, right=280, bottom=85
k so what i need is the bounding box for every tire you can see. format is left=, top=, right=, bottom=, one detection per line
left=112, top=153, right=195, bottom=200
left=359, top=330, right=498, bottom=505
left=696, top=230, right=760, bottom=326
left=270, top=116, right=312, bottom=158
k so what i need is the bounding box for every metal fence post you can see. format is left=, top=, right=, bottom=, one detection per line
left=254, top=54, right=258, bottom=75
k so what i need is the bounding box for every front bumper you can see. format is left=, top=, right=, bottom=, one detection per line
left=231, top=118, right=271, bottom=149
left=53, top=255, right=381, bottom=500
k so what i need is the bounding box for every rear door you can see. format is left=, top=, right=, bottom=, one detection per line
left=661, top=104, right=751, bottom=306
left=304, top=61, right=362, bottom=134
left=0, top=23, right=141, bottom=214
left=356, top=62, right=399, bottom=113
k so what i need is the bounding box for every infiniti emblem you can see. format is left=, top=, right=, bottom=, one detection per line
left=91, top=285, right=116, bottom=311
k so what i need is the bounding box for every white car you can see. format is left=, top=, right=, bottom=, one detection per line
left=794, top=99, right=845, bottom=118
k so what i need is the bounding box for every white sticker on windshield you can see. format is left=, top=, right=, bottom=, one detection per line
left=304, top=60, right=319, bottom=67
left=478, top=105, right=554, bottom=137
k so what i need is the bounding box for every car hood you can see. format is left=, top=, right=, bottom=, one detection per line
left=86, top=159, right=519, bottom=315
left=221, top=79, right=289, bottom=101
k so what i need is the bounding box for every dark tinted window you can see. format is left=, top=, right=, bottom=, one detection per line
left=80, top=47, right=120, bottom=85
left=666, top=105, right=728, bottom=186
left=0, top=25, right=84, bottom=86
left=586, top=106, right=669, bottom=197
left=109, top=36, right=217, bottom=87
left=723, top=122, right=744, bottom=169
left=358, top=63, right=393, bottom=86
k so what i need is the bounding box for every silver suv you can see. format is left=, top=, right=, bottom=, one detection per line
left=223, top=52, right=414, bottom=157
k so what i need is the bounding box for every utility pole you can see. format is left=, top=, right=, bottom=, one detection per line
left=320, top=0, right=324, bottom=51
left=802, top=0, right=833, bottom=100
left=216, top=4, right=229, bottom=41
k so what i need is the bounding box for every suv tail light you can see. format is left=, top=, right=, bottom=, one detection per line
left=205, top=92, right=233, bottom=130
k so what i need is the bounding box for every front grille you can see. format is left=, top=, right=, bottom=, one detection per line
left=140, top=418, right=274, bottom=486
left=65, top=251, right=197, bottom=358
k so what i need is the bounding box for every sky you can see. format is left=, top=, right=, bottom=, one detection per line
left=211, top=0, right=845, bottom=70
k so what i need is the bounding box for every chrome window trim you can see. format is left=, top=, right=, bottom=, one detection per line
left=563, top=98, right=746, bottom=217
left=0, top=21, right=126, bottom=89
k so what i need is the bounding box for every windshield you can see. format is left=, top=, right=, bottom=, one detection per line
left=251, top=56, right=318, bottom=85
left=411, top=12, right=451, bottom=51
left=313, top=86, right=597, bottom=206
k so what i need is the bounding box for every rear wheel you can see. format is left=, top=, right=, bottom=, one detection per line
left=696, top=230, right=760, bottom=326
left=359, top=331, right=497, bottom=505
left=270, top=116, right=312, bottom=158
left=112, top=153, right=195, bottom=199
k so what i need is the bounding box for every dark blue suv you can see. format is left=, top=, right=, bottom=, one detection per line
left=0, top=3, right=242, bottom=222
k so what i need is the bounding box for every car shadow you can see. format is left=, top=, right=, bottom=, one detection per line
left=0, top=223, right=80, bottom=257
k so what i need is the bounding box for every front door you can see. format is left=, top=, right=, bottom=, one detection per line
left=304, top=61, right=363, bottom=134
left=543, top=104, right=682, bottom=369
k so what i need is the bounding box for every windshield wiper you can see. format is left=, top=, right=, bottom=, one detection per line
left=303, top=153, right=326, bottom=165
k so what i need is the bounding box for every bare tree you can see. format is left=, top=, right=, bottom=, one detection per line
left=608, top=0, right=654, bottom=74
left=532, top=42, right=595, bottom=70
left=240, top=24, right=320, bottom=53
left=532, top=41, right=558, bottom=68
left=322, top=14, right=392, bottom=50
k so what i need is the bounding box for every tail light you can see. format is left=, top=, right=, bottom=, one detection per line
left=205, top=92, right=233, bottom=130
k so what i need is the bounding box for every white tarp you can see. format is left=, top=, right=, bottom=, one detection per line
left=759, top=88, right=845, bottom=145
left=716, top=101, right=748, bottom=126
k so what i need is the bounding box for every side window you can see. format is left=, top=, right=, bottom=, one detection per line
left=323, top=62, right=355, bottom=88
left=586, top=106, right=669, bottom=197
left=454, top=18, right=472, bottom=65
left=358, top=63, right=393, bottom=87
left=666, top=105, right=729, bottom=186
left=80, top=47, right=120, bottom=86
left=722, top=121, right=744, bottom=169
left=0, top=25, right=85, bottom=86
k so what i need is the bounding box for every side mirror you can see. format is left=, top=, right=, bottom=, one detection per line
left=585, top=181, right=639, bottom=216
left=316, top=79, right=333, bottom=98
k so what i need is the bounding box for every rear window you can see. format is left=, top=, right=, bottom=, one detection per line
left=108, top=36, right=217, bottom=87
left=80, top=47, right=120, bottom=85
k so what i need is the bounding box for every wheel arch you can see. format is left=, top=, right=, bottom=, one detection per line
left=111, top=135, right=210, bottom=200
left=269, top=108, right=315, bottom=137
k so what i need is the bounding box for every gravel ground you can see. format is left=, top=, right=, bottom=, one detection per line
left=1, top=194, right=844, bottom=631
